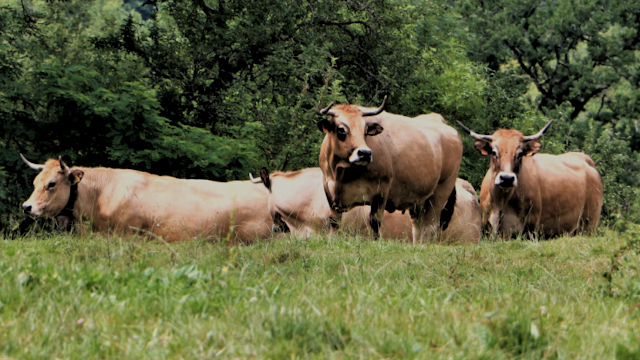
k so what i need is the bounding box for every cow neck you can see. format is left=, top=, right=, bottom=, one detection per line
left=56, top=183, right=79, bottom=230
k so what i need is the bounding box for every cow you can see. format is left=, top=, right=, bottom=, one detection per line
left=316, top=97, right=463, bottom=244
left=251, top=167, right=480, bottom=244
left=20, top=155, right=273, bottom=243
left=456, top=121, right=603, bottom=239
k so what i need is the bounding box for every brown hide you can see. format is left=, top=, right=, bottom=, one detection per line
left=318, top=103, right=463, bottom=244
left=344, top=178, right=481, bottom=244
left=22, top=159, right=272, bottom=243
left=258, top=168, right=336, bottom=237
left=256, top=168, right=479, bottom=244
left=461, top=125, right=603, bottom=239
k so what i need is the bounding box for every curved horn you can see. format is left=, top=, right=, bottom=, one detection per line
left=20, top=153, right=45, bottom=171
left=361, top=95, right=387, bottom=117
left=523, top=120, right=553, bottom=142
left=58, top=156, right=65, bottom=171
left=319, top=101, right=336, bottom=116
left=456, top=121, right=493, bottom=142
left=249, top=173, right=263, bottom=184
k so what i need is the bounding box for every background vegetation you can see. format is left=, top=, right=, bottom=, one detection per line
left=1, top=0, right=639, bottom=229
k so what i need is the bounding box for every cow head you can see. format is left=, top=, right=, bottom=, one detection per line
left=317, top=96, right=387, bottom=166
left=21, top=154, right=84, bottom=217
left=457, top=121, right=553, bottom=188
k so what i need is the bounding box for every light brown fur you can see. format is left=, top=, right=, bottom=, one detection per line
left=318, top=105, right=463, bottom=244
left=258, top=167, right=479, bottom=244
left=473, top=129, right=603, bottom=239
left=23, top=159, right=273, bottom=243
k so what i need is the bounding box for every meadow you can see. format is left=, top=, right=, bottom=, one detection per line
left=1, top=228, right=639, bottom=359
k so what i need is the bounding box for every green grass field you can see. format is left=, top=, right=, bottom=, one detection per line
left=1, top=229, right=640, bottom=359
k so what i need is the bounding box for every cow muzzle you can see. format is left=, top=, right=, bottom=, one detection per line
left=349, top=148, right=372, bottom=166
left=22, top=202, right=42, bottom=216
left=495, top=172, right=518, bottom=188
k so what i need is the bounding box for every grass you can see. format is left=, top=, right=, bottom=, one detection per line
left=0, top=228, right=639, bottom=359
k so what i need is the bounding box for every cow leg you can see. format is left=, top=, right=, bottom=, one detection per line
left=412, top=177, right=457, bottom=244
left=579, top=199, right=602, bottom=236
left=329, top=213, right=342, bottom=232
left=488, top=209, right=501, bottom=234
left=369, top=194, right=386, bottom=240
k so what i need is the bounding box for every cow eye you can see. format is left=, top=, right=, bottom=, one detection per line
left=47, top=181, right=56, bottom=190
left=337, top=126, right=347, bottom=141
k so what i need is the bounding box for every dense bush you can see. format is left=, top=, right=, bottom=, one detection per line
left=1, top=0, right=638, bottom=229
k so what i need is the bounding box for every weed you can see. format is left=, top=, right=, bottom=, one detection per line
left=0, top=230, right=636, bottom=359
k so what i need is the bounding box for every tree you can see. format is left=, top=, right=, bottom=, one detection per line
left=457, top=0, right=640, bottom=221
left=458, top=0, right=640, bottom=120
left=0, top=0, right=493, bottom=230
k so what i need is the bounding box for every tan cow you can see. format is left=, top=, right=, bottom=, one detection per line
left=251, top=167, right=480, bottom=244
left=317, top=97, right=463, bottom=243
left=20, top=155, right=272, bottom=243
left=457, top=121, right=603, bottom=239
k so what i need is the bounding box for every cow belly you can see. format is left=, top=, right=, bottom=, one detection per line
left=538, top=183, right=587, bottom=237
left=537, top=206, right=583, bottom=237
left=104, top=185, right=270, bottom=243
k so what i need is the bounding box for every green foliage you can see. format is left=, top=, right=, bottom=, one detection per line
left=1, top=0, right=493, bottom=229
left=1, top=0, right=638, bottom=229
left=456, top=0, right=640, bottom=223
left=603, top=235, right=640, bottom=299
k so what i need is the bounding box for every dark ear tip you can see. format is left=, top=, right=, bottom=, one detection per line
left=259, top=167, right=271, bottom=190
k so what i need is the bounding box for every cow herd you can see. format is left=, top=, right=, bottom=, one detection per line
left=20, top=98, right=603, bottom=245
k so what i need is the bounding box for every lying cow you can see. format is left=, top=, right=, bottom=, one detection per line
left=317, top=97, right=463, bottom=243
left=251, top=167, right=480, bottom=244
left=457, top=121, right=603, bottom=239
left=20, top=155, right=272, bottom=243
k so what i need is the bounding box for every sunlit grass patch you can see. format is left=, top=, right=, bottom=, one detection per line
left=0, top=230, right=636, bottom=359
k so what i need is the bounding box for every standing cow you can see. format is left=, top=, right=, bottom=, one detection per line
left=457, top=121, right=603, bottom=239
left=251, top=167, right=481, bottom=244
left=20, top=155, right=273, bottom=243
left=316, top=97, right=463, bottom=244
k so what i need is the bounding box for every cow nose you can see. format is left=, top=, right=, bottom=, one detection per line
left=499, top=173, right=516, bottom=187
left=357, top=149, right=372, bottom=160
left=22, top=204, right=32, bottom=214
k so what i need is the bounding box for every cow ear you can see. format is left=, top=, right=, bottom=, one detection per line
left=523, top=140, right=542, bottom=156
left=68, top=169, right=84, bottom=185
left=317, top=117, right=335, bottom=134
left=474, top=140, right=492, bottom=156
left=259, top=167, right=271, bottom=191
left=366, top=123, right=384, bottom=136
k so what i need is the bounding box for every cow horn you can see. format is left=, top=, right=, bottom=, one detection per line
left=319, top=101, right=336, bottom=116
left=456, top=121, right=493, bottom=142
left=58, top=156, right=70, bottom=172
left=20, top=153, right=45, bottom=171
left=249, top=173, right=263, bottom=184
left=523, top=120, right=553, bottom=142
left=361, top=95, right=387, bottom=117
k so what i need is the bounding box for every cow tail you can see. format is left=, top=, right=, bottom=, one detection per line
left=439, top=186, right=456, bottom=231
